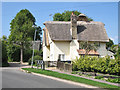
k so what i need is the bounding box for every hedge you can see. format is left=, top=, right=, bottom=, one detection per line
left=72, top=56, right=120, bottom=75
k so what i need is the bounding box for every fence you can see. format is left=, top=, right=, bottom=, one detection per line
left=57, top=61, right=72, bottom=72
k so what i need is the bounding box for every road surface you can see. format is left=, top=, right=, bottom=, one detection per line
left=2, top=63, right=85, bottom=88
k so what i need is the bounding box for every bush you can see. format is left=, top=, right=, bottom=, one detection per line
left=106, top=78, right=120, bottom=83
left=72, top=59, right=79, bottom=71
left=72, top=56, right=120, bottom=75
left=7, top=44, right=21, bottom=62
left=23, top=49, right=33, bottom=62
left=95, top=76, right=103, bottom=79
left=1, top=37, right=9, bottom=67
left=28, top=55, right=43, bottom=65
left=34, top=49, right=43, bottom=56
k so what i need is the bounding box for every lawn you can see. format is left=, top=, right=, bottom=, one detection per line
left=22, top=68, right=119, bottom=89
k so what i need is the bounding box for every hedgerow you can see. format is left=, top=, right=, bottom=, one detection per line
left=72, top=56, right=120, bottom=75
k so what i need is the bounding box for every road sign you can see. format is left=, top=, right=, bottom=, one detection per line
left=35, top=60, right=45, bottom=70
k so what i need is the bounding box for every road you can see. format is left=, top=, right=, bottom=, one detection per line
left=2, top=63, right=85, bottom=88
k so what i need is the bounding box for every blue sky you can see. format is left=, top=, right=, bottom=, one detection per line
left=2, top=2, right=118, bottom=44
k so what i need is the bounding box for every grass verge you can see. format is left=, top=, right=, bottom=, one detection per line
left=22, top=68, right=119, bottom=89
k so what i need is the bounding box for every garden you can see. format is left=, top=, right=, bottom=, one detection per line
left=72, top=56, right=120, bottom=84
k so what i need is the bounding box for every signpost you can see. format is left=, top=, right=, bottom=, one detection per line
left=35, top=60, right=45, bottom=70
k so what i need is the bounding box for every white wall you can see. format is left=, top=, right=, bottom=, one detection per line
left=70, top=40, right=79, bottom=60
left=97, top=42, right=108, bottom=57
left=43, top=46, right=50, bottom=61
left=52, top=41, right=70, bottom=61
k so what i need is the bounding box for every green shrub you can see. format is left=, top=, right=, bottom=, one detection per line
left=34, top=49, right=43, bottom=56
left=23, top=49, right=33, bottom=62
left=71, top=71, right=77, bottom=74
left=1, top=37, right=9, bottom=67
left=28, top=55, right=43, bottom=65
left=72, top=56, right=120, bottom=75
left=106, top=78, right=120, bottom=83
left=72, top=59, right=79, bottom=71
left=95, top=76, right=103, bottom=79
left=7, top=44, right=21, bottom=62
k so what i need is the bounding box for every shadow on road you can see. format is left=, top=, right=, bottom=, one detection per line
left=8, top=62, right=29, bottom=67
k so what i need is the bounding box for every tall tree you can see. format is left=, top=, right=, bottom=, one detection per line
left=53, top=10, right=93, bottom=21
left=8, top=9, right=42, bottom=64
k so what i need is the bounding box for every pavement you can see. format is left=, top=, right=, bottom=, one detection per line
left=2, top=62, right=95, bottom=88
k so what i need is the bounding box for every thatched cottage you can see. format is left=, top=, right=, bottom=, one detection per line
left=42, top=12, right=114, bottom=65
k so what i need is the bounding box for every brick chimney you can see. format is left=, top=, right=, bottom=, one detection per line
left=71, top=12, right=77, bottom=39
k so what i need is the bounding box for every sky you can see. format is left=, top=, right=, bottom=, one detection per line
left=1, top=2, right=118, bottom=44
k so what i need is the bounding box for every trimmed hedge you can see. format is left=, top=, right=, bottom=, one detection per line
left=72, top=56, right=120, bottom=75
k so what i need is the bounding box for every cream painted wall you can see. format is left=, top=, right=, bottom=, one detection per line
left=97, top=42, right=108, bottom=57
left=52, top=41, right=70, bottom=61
left=70, top=40, right=79, bottom=60
left=43, top=46, right=50, bottom=61
left=43, top=31, right=52, bottom=61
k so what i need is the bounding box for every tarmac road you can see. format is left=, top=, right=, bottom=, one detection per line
left=2, top=63, right=85, bottom=88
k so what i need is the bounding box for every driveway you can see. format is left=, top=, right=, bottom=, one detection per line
left=2, top=62, right=86, bottom=88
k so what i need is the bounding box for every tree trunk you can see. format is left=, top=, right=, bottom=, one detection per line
left=20, top=43, right=23, bottom=64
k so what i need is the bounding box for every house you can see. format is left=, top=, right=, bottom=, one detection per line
left=42, top=12, right=114, bottom=66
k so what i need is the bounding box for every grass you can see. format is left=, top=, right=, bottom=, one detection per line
left=22, top=68, right=119, bottom=89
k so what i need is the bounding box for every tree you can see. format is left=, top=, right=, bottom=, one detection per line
left=106, top=39, right=114, bottom=50
left=53, top=13, right=63, bottom=21
left=53, top=10, right=93, bottom=21
left=8, top=9, right=42, bottom=64
left=1, top=36, right=9, bottom=66
left=79, top=41, right=98, bottom=55
left=110, top=45, right=118, bottom=53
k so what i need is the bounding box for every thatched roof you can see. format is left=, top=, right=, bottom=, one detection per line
left=43, top=21, right=109, bottom=42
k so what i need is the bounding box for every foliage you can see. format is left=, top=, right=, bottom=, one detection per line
left=23, top=49, right=33, bottom=62
left=95, top=76, right=103, bottom=79
left=106, top=78, right=120, bottom=83
left=7, top=43, right=33, bottom=62
left=7, top=43, right=21, bottom=62
left=1, top=36, right=9, bottom=67
left=114, top=46, right=120, bottom=59
left=28, top=55, right=43, bottom=65
left=79, top=41, right=98, bottom=55
left=34, top=49, right=43, bottom=56
left=53, top=10, right=93, bottom=21
left=110, top=45, right=118, bottom=53
left=53, top=13, right=63, bottom=21
left=72, top=56, right=120, bottom=75
left=72, top=58, right=79, bottom=71
left=106, top=39, right=114, bottom=50
left=8, top=9, right=42, bottom=63
left=28, top=50, right=43, bottom=65
left=22, top=68, right=118, bottom=88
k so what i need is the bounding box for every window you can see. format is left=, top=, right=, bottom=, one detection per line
left=58, top=54, right=65, bottom=61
